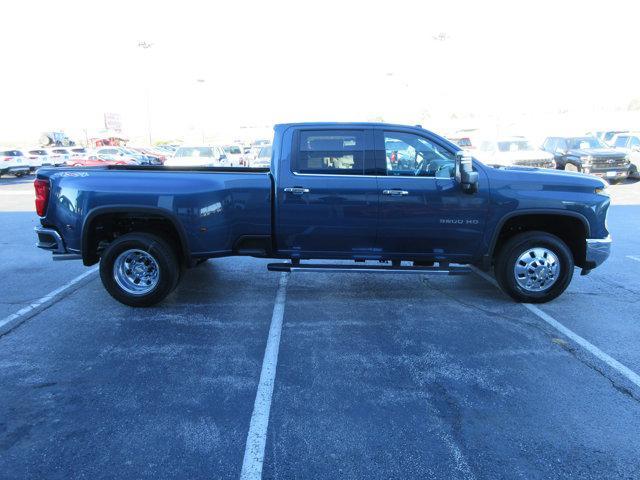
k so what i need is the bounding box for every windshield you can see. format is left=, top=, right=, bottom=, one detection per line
left=567, top=137, right=605, bottom=149
left=497, top=140, right=535, bottom=152
left=614, top=136, right=629, bottom=148
left=175, top=147, right=213, bottom=158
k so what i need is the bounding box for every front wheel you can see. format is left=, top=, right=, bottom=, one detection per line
left=99, top=232, right=180, bottom=307
left=494, top=231, right=574, bottom=303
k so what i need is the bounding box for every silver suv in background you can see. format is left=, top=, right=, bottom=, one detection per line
left=474, top=137, right=555, bottom=169
left=249, top=145, right=272, bottom=168
left=611, top=132, right=640, bottom=179
left=164, top=145, right=229, bottom=167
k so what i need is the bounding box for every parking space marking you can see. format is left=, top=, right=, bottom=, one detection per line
left=627, top=255, right=640, bottom=263
left=240, top=273, right=289, bottom=480
left=471, top=266, right=640, bottom=389
left=0, top=266, right=98, bottom=336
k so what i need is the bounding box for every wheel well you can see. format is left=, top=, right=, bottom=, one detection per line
left=83, top=212, right=188, bottom=266
left=492, top=214, right=588, bottom=267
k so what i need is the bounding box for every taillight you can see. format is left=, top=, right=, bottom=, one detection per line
left=3, top=157, right=11, bottom=162
left=34, top=179, right=50, bottom=217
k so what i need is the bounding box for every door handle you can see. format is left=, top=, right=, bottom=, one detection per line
left=382, top=189, right=409, bottom=196
left=284, top=187, right=310, bottom=195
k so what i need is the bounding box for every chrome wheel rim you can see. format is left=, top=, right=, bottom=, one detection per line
left=113, top=249, right=160, bottom=295
left=514, top=247, right=560, bottom=292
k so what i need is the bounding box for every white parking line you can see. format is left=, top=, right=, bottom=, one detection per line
left=240, top=272, right=289, bottom=480
left=0, top=267, right=98, bottom=336
left=627, top=255, right=640, bottom=263
left=471, top=266, right=640, bottom=389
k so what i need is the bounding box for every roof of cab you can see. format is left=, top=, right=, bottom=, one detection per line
left=275, top=121, right=427, bottom=129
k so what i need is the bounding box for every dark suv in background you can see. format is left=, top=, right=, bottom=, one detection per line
left=542, top=136, right=629, bottom=183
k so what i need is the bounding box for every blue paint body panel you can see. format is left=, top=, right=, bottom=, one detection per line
left=36, top=122, right=611, bottom=268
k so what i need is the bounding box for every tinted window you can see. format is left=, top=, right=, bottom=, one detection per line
left=556, top=139, right=568, bottom=152
left=1, top=150, right=22, bottom=156
left=614, top=136, right=630, bottom=148
left=604, top=131, right=618, bottom=141
left=542, top=138, right=556, bottom=151
left=567, top=137, right=604, bottom=149
left=226, top=146, right=242, bottom=154
left=29, top=150, right=48, bottom=155
left=630, top=137, right=640, bottom=148
left=295, top=130, right=364, bottom=174
left=384, top=131, right=455, bottom=178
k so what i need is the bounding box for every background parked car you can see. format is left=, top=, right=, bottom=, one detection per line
left=474, top=137, right=556, bottom=169
left=93, top=147, right=158, bottom=165
left=249, top=145, right=272, bottom=168
left=68, top=147, right=88, bottom=158
left=128, top=146, right=167, bottom=164
left=447, top=136, right=474, bottom=150
left=0, top=149, right=30, bottom=177
left=224, top=145, right=246, bottom=166
left=47, top=147, right=73, bottom=165
left=164, top=145, right=228, bottom=167
left=610, top=132, right=640, bottom=179
left=26, top=149, right=54, bottom=170
left=66, top=155, right=137, bottom=167
left=542, top=135, right=630, bottom=183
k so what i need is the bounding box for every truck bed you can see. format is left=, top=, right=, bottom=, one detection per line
left=36, top=166, right=273, bottom=258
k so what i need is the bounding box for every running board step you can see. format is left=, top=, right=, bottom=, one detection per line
left=267, top=263, right=471, bottom=275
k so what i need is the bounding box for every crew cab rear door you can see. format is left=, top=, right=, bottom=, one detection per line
left=374, top=128, right=489, bottom=261
left=275, top=127, right=378, bottom=257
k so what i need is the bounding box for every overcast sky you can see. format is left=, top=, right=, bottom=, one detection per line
left=2, top=0, right=639, bottom=143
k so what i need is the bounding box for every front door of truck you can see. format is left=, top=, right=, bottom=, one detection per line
left=374, top=129, right=489, bottom=261
left=276, top=128, right=378, bottom=257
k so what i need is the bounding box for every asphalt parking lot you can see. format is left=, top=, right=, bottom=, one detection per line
left=1, top=176, right=640, bottom=479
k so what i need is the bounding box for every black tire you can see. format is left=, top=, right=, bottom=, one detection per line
left=99, top=232, right=179, bottom=307
left=494, top=231, right=574, bottom=303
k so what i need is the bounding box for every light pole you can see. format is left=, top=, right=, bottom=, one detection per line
left=138, top=41, right=153, bottom=144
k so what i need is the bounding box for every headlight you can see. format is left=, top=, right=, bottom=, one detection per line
left=580, top=155, right=593, bottom=165
left=595, top=183, right=608, bottom=195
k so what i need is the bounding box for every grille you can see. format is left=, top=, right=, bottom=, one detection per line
left=591, top=157, right=627, bottom=168
left=516, top=159, right=554, bottom=168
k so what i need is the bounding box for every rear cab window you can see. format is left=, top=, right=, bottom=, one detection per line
left=294, top=130, right=365, bottom=175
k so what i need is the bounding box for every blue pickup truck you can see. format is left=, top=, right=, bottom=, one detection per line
left=33, top=123, right=612, bottom=306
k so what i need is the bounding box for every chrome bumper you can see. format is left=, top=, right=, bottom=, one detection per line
left=35, top=226, right=67, bottom=253
left=585, top=235, right=612, bottom=269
